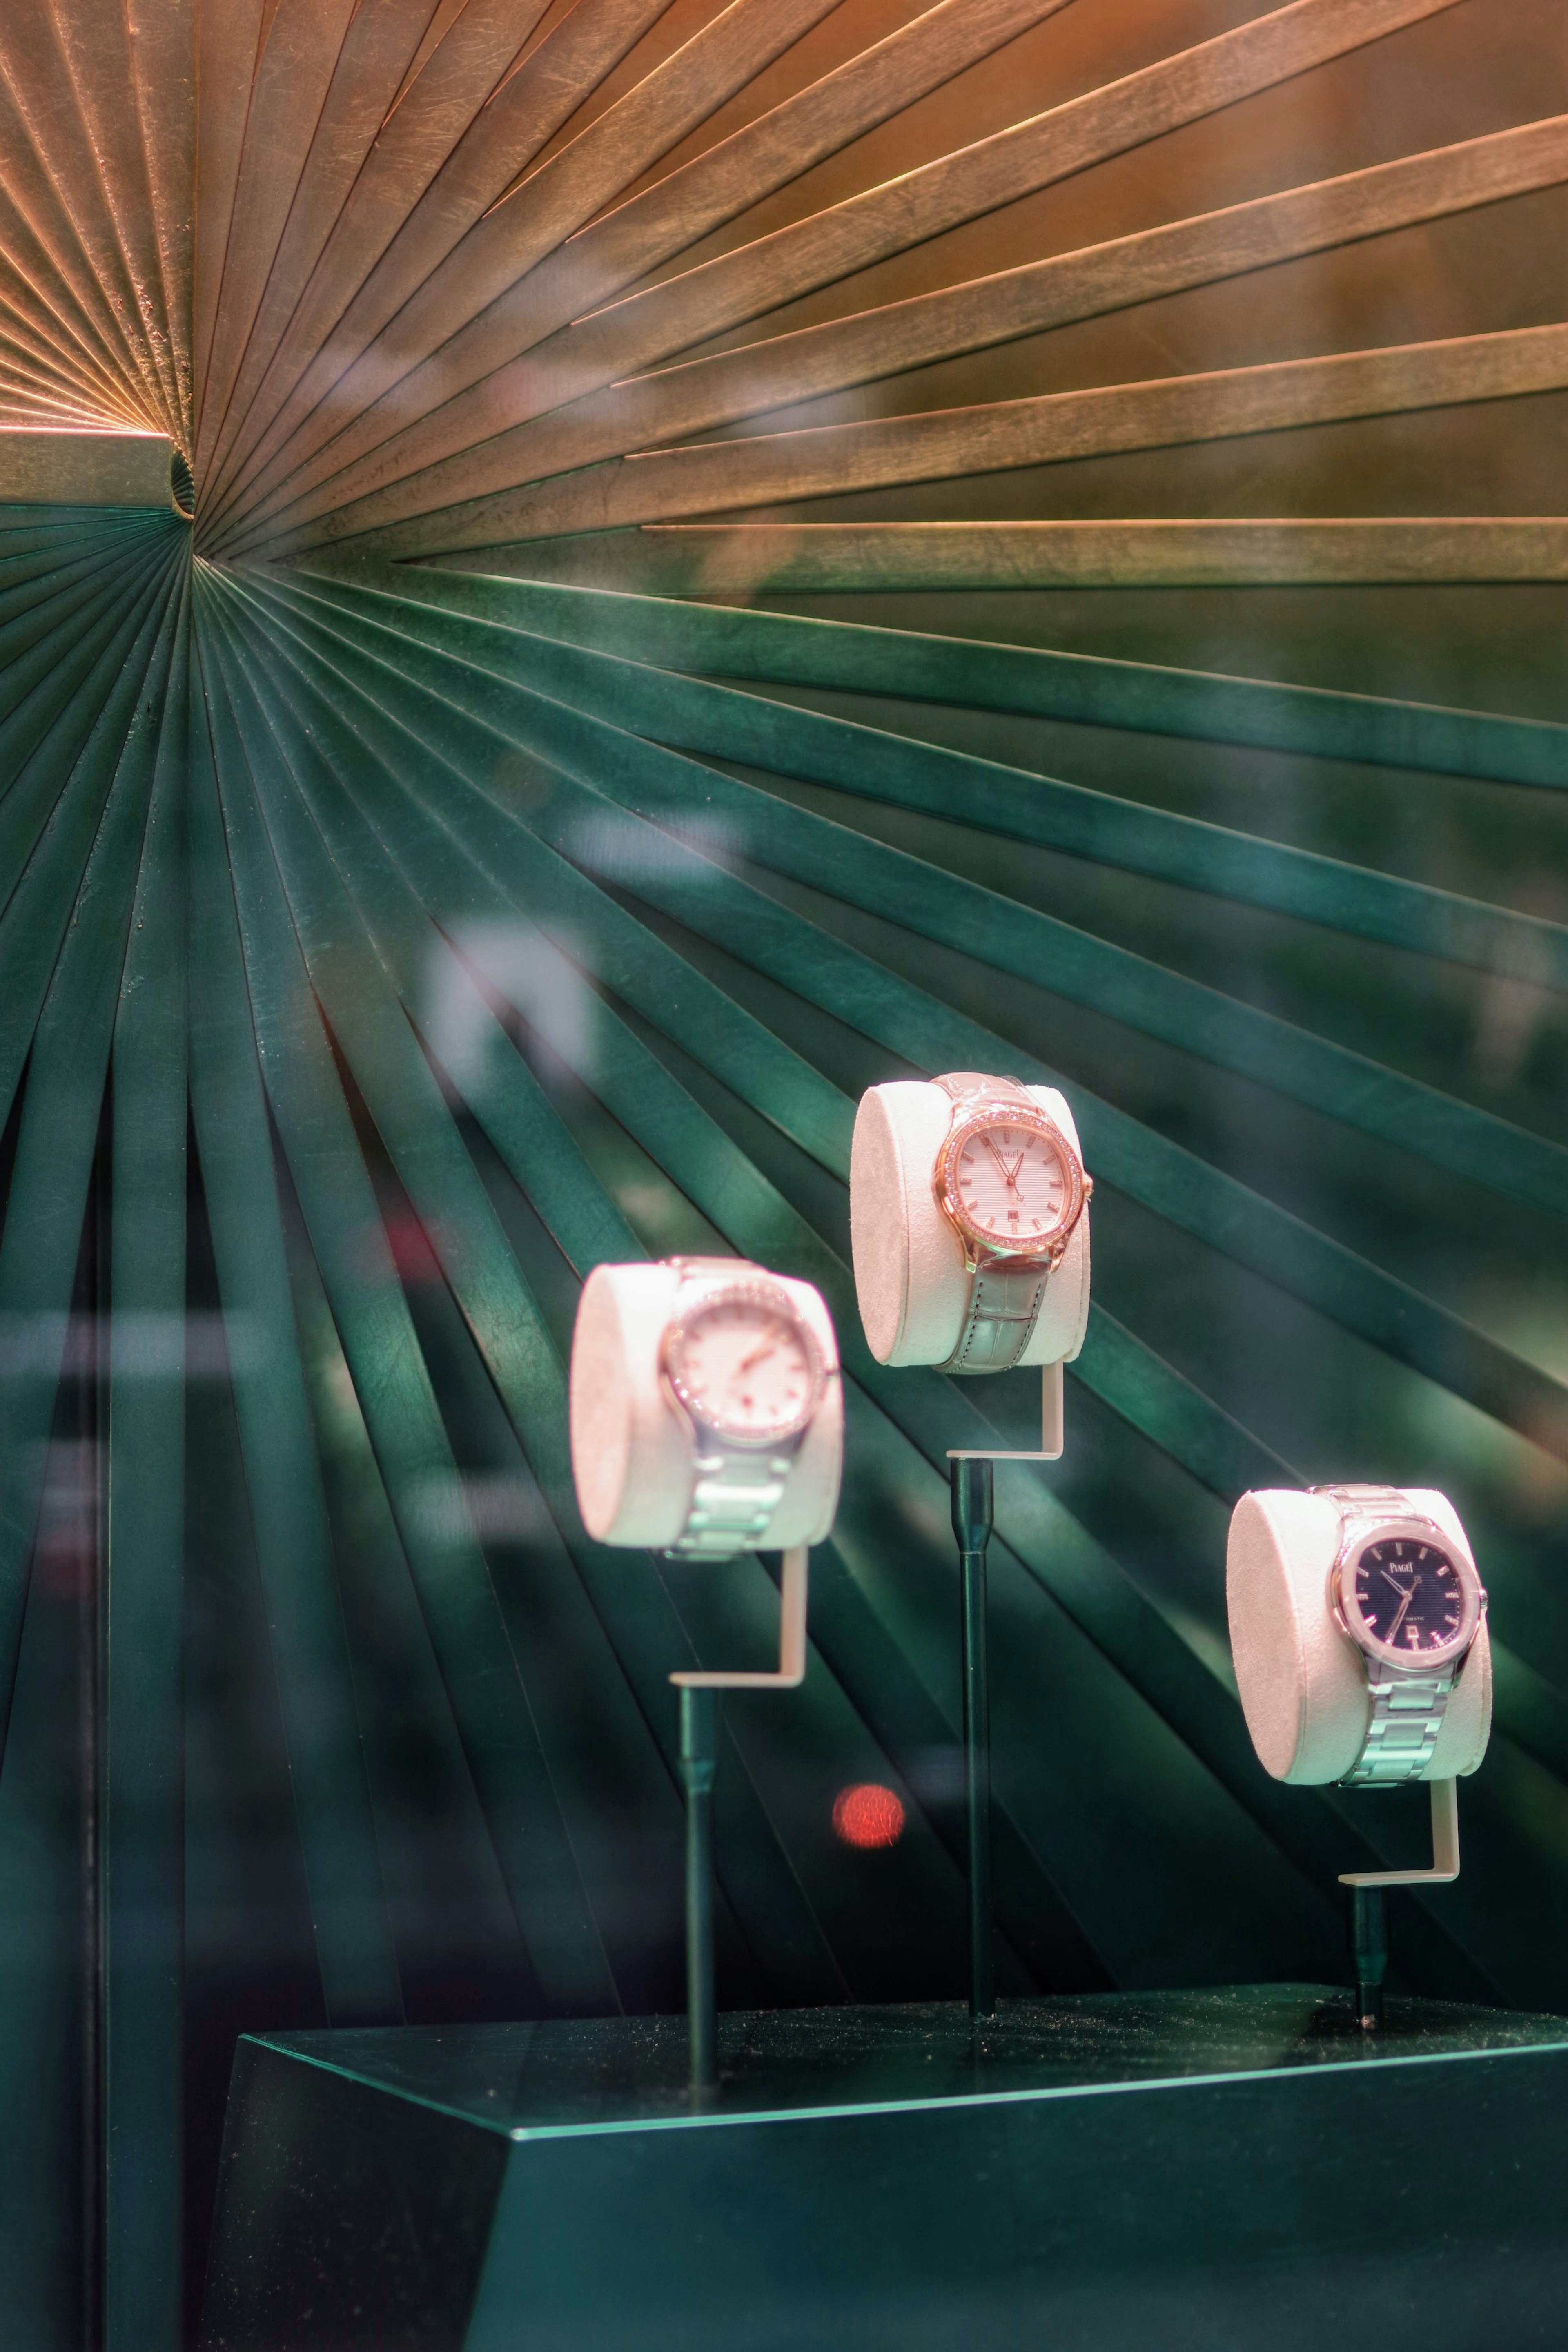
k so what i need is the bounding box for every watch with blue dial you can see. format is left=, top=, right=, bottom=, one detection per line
left=1319, top=1483, right=1486, bottom=1786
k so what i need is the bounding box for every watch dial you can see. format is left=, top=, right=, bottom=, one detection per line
left=956, top=1123, right=1068, bottom=1246
left=1352, top=1537, right=1467, bottom=1654
left=678, top=1300, right=814, bottom=1439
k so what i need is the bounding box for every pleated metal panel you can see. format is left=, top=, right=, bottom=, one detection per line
left=0, top=2, right=1564, bottom=2343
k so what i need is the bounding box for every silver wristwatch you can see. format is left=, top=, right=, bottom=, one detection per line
left=930, top=1073, right=1091, bottom=1374
left=659, top=1257, right=829, bottom=1557
left=1318, top=1483, right=1486, bottom=1786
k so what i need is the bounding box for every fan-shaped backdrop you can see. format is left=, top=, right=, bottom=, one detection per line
left=0, top=0, right=1565, bottom=2343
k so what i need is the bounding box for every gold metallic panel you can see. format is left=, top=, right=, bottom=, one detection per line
left=0, top=426, right=176, bottom=507
left=126, top=0, right=196, bottom=438
left=620, top=517, right=1568, bottom=589
left=195, top=0, right=443, bottom=496
left=259, top=122, right=1568, bottom=559
left=0, top=20, right=169, bottom=425
left=214, top=0, right=1474, bottom=553
left=204, top=0, right=846, bottom=546
left=0, top=0, right=1557, bottom=608
left=192, top=0, right=363, bottom=483
left=201, top=0, right=1075, bottom=548
left=197, top=0, right=555, bottom=523
left=208, top=0, right=674, bottom=536
left=193, top=0, right=271, bottom=444
left=37, top=0, right=181, bottom=433
left=318, top=323, right=1568, bottom=560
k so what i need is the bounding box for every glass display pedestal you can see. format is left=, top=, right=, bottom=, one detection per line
left=201, top=1988, right=1568, bottom=2352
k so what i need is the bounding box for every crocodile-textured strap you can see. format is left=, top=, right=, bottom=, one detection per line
left=939, top=1260, right=1050, bottom=1374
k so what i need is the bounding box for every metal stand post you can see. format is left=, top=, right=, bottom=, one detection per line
left=669, top=1545, right=813, bottom=2104
left=1337, top=1777, right=1461, bottom=2032
left=943, top=1365, right=1065, bottom=2024
left=679, top=1685, right=718, bottom=2098
left=1349, top=1884, right=1388, bottom=2033
left=951, top=1456, right=996, bottom=2024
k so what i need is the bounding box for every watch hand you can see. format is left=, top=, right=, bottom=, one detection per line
left=982, top=1136, right=1028, bottom=1191
left=981, top=1134, right=1013, bottom=1185
left=734, top=1329, right=784, bottom=1376
left=1380, top=1568, right=1412, bottom=1598
left=1387, top=1588, right=1415, bottom=1641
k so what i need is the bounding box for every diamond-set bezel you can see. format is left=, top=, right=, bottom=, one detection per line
left=933, top=1100, right=1090, bottom=1266
left=661, top=1276, right=828, bottom=1449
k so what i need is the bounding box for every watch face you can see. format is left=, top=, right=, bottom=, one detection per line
left=1341, top=1532, right=1479, bottom=1666
left=663, top=1284, right=825, bottom=1446
left=936, top=1106, right=1086, bottom=1257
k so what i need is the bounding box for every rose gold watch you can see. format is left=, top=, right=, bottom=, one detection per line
left=931, top=1073, right=1091, bottom=1375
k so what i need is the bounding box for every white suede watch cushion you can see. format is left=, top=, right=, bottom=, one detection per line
left=569, top=1260, right=843, bottom=1552
left=1227, top=1487, right=1491, bottom=1784
left=849, top=1080, right=1091, bottom=1369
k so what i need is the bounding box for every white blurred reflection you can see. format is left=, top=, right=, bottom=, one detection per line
left=409, top=1471, right=550, bottom=1548
left=0, top=1311, right=257, bottom=1374
left=425, top=921, right=595, bottom=1088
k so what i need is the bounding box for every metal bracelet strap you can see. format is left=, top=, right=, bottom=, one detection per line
left=670, top=1445, right=796, bottom=1557
left=1315, top=1482, right=1454, bottom=1786
left=665, top=1256, right=797, bottom=1556
left=1343, top=1666, right=1457, bottom=1786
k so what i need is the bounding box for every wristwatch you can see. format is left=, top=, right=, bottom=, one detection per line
left=1318, top=1483, right=1486, bottom=1786
left=659, top=1257, right=831, bottom=1557
left=930, top=1073, right=1091, bottom=1374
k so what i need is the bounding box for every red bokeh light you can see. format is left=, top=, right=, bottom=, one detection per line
left=832, top=1783, right=906, bottom=1850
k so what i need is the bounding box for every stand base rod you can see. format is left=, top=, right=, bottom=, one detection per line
left=952, top=1457, right=996, bottom=2024
left=1349, top=1882, right=1389, bottom=2033
left=679, top=1685, right=719, bottom=2096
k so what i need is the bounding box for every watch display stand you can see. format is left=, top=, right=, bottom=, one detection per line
left=849, top=1080, right=1090, bottom=1376
left=1341, top=1779, right=1461, bottom=2031
left=205, top=1432, right=1568, bottom=2352
left=851, top=1079, right=1091, bottom=2024
left=205, top=1993, right=1568, bottom=2352
left=1227, top=1488, right=1490, bottom=2031
left=569, top=1260, right=841, bottom=2098
left=569, top=1261, right=842, bottom=1552
left=670, top=1581, right=808, bottom=2104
